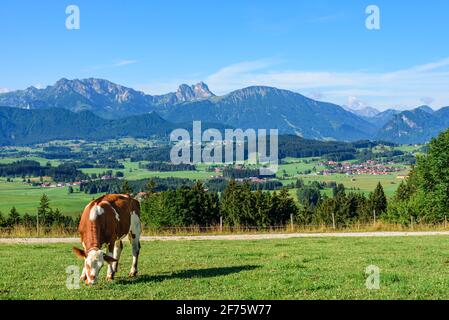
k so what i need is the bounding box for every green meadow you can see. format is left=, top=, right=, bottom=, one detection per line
left=0, top=179, right=97, bottom=216
left=300, top=172, right=407, bottom=196
left=2, top=236, right=449, bottom=299
left=79, top=160, right=215, bottom=181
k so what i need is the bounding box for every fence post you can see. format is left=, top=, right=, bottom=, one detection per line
left=219, top=216, right=223, bottom=233
left=445, top=216, right=447, bottom=229
left=332, top=212, right=336, bottom=230
left=290, top=214, right=294, bottom=232
left=373, top=209, right=376, bottom=225
left=411, top=216, right=414, bottom=230
left=36, top=212, right=39, bottom=237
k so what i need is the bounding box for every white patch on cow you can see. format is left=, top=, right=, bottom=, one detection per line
left=129, top=211, right=142, bottom=236
left=110, top=206, right=120, bottom=222
left=89, top=205, right=105, bottom=221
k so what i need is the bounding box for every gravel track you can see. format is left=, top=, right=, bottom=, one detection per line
left=1, top=231, right=449, bottom=244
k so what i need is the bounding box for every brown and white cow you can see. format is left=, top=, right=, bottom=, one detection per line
left=72, top=194, right=142, bottom=285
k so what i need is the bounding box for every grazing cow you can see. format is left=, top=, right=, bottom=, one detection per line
left=72, top=194, right=142, bottom=285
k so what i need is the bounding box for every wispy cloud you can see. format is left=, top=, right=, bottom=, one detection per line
left=0, top=88, right=9, bottom=94
left=136, top=57, right=449, bottom=110
left=114, top=60, right=138, bottom=67
left=200, top=57, right=449, bottom=110
left=82, top=59, right=138, bottom=72
left=308, top=12, right=346, bottom=24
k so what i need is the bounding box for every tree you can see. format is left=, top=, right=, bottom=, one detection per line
left=121, top=180, right=133, bottom=195
left=384, top=130, right=449, bottom=223
left=368, top=182, right=387, bottom=220
left=395, top=181, right=413, bottom=202
left=52, top=208, right=63, bottom=226
left=7, top=207, right=21, bottom=226
left=22, top=213, right=34, bottom=227
left=314, top=197, right=337, bottom=226
left=221, top=180, right=241, bottom=226
left=297, top=187, right=321, bottom=207
left=0, top=212, right=5, bottom=227
left=145, top=179, right=156, bottom=194
left=37, top=194, right=52, bottom=227
left=270, top=188, right=298, bottom=225
left=141, top=183, right=220, bottom=228
left=333, top=183, right=346, bottom=199
left=400, top=129, right=449, bottom=222
left=342, top=192, right=368, bottom=223
left=295, top=179, right=305, bottom=189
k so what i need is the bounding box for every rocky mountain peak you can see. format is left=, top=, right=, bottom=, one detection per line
left=176, top=82, right=214, bottom=102
left=192, top=82, right=214, bottom=98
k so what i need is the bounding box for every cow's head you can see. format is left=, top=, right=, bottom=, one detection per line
left=72, top=247, right=117, bottom=285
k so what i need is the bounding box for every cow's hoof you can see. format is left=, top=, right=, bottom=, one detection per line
left=80, top=275, right=87, bottom=281
left=128, top=271, right=138, bottom=278
left=106, top=274, right=114, bottom=281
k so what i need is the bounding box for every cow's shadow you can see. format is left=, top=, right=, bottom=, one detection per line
left=115, top=265, right=260, bottom=284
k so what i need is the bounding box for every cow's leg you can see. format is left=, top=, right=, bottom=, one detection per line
left=111, top=240, right=123, bottom=274
left=80, top=242, right=87, bottom=281
left=106, top=243, right=115, bottom=281
left=128, top=212, right=142, bottom=277
left=80, top=266, right=87, bottom=281
left=128, top=234, right=141, bottom=277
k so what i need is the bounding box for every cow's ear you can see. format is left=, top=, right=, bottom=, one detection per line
left=103, top=254, right=117, bottom=264
left=72, top=247, right=86, bottom=259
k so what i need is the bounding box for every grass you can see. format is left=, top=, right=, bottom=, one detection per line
left=277, top=158, right=325, bottom=178
left=80, top=159, right=216, bottom=181
left=0, top=156, right=62, bottom=167
left=2, top=236, right=449, bottom=299
left=300, top=173, right=408, bottom=196
left=0, top=179, right=99, bottom=216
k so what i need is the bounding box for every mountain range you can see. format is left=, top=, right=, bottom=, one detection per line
left=0, top=78, right=448, bottom=145
left=0, top=78, right=215, bottom=119
left=375, top=106, right=449, bottom=144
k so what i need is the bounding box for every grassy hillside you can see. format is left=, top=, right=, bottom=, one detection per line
left=0, top=179, right=98, bottom=216
left=2, top=236, right=449, bottom=299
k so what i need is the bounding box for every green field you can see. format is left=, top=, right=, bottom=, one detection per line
left=0, top=180, right=98, bottom=216
left=79, top=160, right=216, bottom=181
left=1, top=236, right=449, bottom=299
left=0, top=157, right=62, bottom=167
left=277, top=158, right=325, bottom=177
left=300, top=173, right=407, bottom=196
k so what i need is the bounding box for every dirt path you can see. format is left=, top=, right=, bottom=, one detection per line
left=1, top=231, right=449, bottom=244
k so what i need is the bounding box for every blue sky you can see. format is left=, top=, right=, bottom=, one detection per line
left=1, top=0, right=449, bottom=110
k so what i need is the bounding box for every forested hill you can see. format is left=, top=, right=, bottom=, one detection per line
left=0, top=106, right=238, bottom=146
left=0, top=106, right=174, bottom=145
